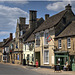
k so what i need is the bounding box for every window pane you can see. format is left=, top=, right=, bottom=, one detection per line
left=45, top=33, right=48, bottom=38
left=45, top=33, right=48, bottom=44
left=58, top=39, right=61, bottom=48
left=44, top=51, right=49, bottom=63
left=67, top=38, right=71, bottom=48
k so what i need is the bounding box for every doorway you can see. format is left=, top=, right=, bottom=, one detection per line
left=35, top=52, right=40, bottom=66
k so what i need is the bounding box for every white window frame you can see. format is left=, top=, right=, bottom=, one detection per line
left=58, top=39, right=62, bottom=49
left=67, top=37, right=71, bottom=48
left=43, top=50, right=49, bottom=64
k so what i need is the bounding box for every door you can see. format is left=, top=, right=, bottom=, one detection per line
left=70, top=56, right=75, bottom=71
left=35, top=52, right=40, bottom=66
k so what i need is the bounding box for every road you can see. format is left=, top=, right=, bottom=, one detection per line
left=0, top=63, right=42, bottom=75
left=0, top=63, right=74, bottom=75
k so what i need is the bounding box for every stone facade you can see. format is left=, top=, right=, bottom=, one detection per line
left=35, top=28, right=55, bottom=67
left=54, top=21, right=75, bottom=70
left=34, top=4, right=75, bottom=68
left=22, top=10, right=44, bottom=66
left=55, top=36, right=75, bottom=53
left=2, top=33, right=13, bottom=63
left=0, top=42, right=3, bottom=62
left=13, top=17, right=29, bottom=64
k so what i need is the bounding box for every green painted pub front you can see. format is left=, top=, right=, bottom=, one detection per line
left=54, top=51, right=75, bottom=71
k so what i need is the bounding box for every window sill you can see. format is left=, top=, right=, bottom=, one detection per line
left=35, top=45, right=40, bottom=48
left=58, top=47, right=62, bottom=49
left=44, top=44, right=49, bottom=46
left=44, top=63, right=49, bottom=65
left=67, top=47, right=71, bottom=49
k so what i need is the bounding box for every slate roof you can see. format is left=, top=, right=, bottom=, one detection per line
left=34, top=10, right=67, bottom=33
left=55, top=21, right=75, bottom=38
left=3, top=38, right=13, bottom=47
left=0, top=42, right=3, bottom=47
left=25, top=33, right=34, bottom=43
left=20, top=18, right=44, bottom=42
left=4, top=41, right=12, bottom=47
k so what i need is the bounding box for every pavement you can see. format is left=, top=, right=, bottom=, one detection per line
left=0, top=62, right=75, bottom=75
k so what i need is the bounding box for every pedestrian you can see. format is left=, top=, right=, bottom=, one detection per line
left=27, top=60, right=29, bottom=66
left=63, top=61, right=68, bottom=71
left=35, top=59, right=38, bottom=69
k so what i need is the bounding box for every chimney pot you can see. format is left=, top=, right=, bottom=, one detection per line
left=3, top=39, right=6, bottom=43
left=45, top=14, right=49, bottom=21
left=10, top=33, right=13, bottom=40
left=65, top=4, right=72, bottom=10
left=29, top=10, right=37, bottom=28
left=19, top=17, right=26, bottom=24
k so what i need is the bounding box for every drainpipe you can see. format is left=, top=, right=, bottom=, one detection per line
left=34, top=34, right=36, bottom=67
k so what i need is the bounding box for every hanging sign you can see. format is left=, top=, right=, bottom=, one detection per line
left=47, top=35, right=52, bottom=42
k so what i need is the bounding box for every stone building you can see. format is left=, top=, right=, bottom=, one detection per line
left=9, top=39, right=15, bottom=63
left=23, top=33, right=35, bottom=65
left=20, top=10, right=44, bottom=65
left=0, top=42, right=3, bottom=62
left=33, top=4, right=75, bottom=68
left=54, top=21, right=75, bottom=71
left=2, top=33, right=13, bottom=63
left=20, top=10, right=44, bottom=66
left=14, top=17, right=29, bottom=64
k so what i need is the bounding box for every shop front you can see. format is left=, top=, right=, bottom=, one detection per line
left=54, top=51, right=70, bottom=70
left=54, top=51, right=75, bottom=71
left=69, top=52, right=75, bottom=71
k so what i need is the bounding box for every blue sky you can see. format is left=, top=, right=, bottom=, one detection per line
left=0, top=0, right=75, bottom=42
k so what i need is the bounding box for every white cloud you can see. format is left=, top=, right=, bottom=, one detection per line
left=46, top=0, right=75, bottom=11
left=0, top=31, right=10, bottom=41
left=0, top=31, right=10, bottom=35
left=0, top=5, right=28, bottom=41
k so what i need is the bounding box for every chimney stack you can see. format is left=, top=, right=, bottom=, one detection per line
left=3, top=39, right=7, bottom=43
left=10, top=33, right=13, bottom=40
left=65, top=4, right=72, bottom=10
left=29, top=10, right=37, bottom=29
left=19, top=17, right=26, bottom=24
left=45, top=14, right=49, bottom=21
